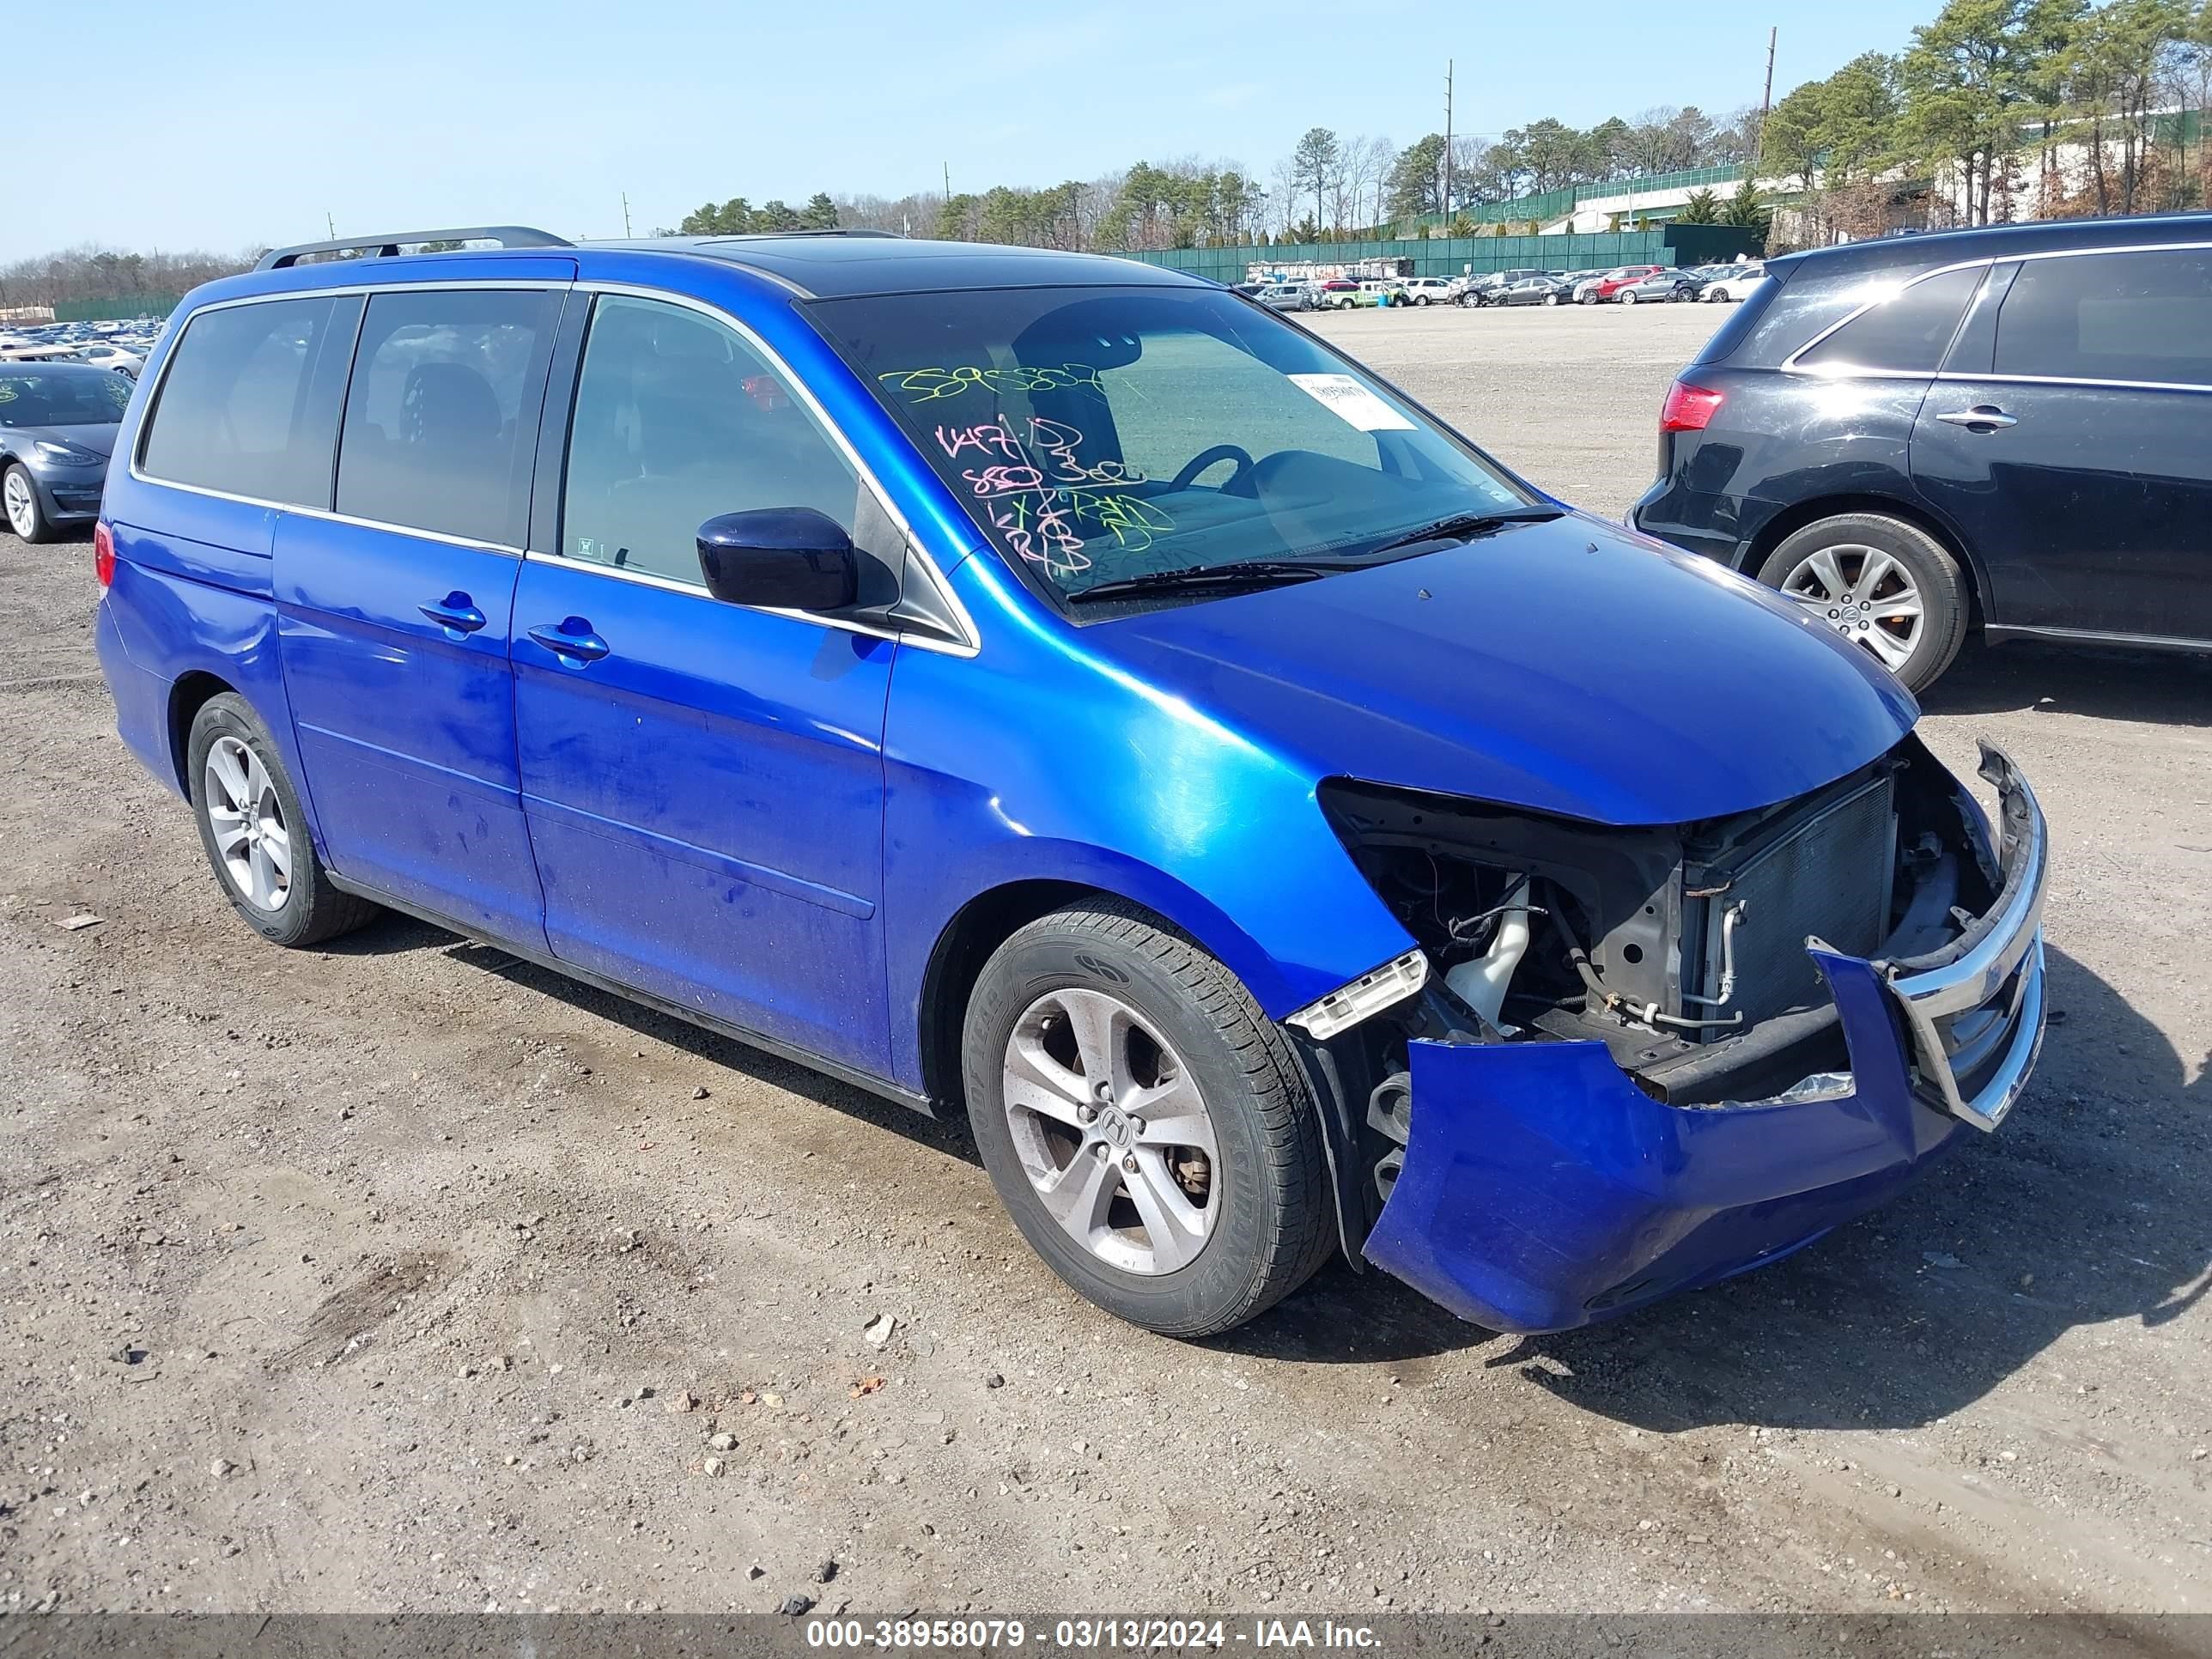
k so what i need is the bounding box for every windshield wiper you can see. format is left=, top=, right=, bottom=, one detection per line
left=1067, top=559, right=1353, bottom=605
left=1362, top=506, right=1566, bottom=559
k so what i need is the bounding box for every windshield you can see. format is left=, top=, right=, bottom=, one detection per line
left=807, top=285, right=1534, bottom=604
left=0, top=371, right=129, bottom=426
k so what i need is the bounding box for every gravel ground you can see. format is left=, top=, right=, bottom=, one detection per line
left=3, top=301, right=2209, bottom=1620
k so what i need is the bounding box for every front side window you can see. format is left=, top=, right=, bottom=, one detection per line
left=1795, top=264, right=1983, bottom=374
left=336, top=288, right=559, bottom=545
left=138, top=297, right=343, bottom=503
left=808, top=285, right=1532, bottom=605
left=1995, top=247, right=2212, bottom=386
left=0, top=370, right=129, bottom=427
left=559, top=295, right=862, bottom=585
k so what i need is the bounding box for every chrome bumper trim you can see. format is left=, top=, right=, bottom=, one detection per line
left=1884, top=742, right=2049, bottom=1132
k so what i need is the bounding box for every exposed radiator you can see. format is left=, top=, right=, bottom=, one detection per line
left=1698, top=773, right=1897, bottom=1030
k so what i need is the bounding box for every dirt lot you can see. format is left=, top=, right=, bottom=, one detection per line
left=4, top=301, right=2209, bottom=1620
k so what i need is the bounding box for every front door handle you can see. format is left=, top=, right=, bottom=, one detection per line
left=1936, top=405, right=2019, bottom=430
left=526, top=619, right=611, bottom=664
left=419, top=592, right=488, bottom=634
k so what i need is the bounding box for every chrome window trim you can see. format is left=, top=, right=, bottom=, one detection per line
left=123, top=276, right=981, bottom=657
left=1931, top=368, right=2212, bottom=395
left=1782, top=237, right=2212, bottom=385
left=518, top=547, right=967, bottom=655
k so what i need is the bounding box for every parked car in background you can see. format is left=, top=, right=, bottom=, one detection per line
left=1463, top=268, right=1550, bottom=307
left=1357, top=277, right=1410, bottom=307
left=1256, top=283, right=1316, bottom=313
left=72, top=343, right=147, bottom=378
left=1576, top=265, right=1664, bottom=304
left=1401, top=276, right=1461, bottom=306
left=1485, top=274, right=1575, bottom=307
left=91, top=225, right=2048, bottom=1340
left=1615, top=270, right=1703, bottom=305
left=1314, top=278, right=1362, bottom=309
left=1699, top=263, right=1767, bottom=302
left=1633, top=214, right=2212, bottom=691
left=1, top=363, right=130, bottom=542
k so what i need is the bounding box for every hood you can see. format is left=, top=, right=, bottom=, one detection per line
left=1092, top=513, right=1917, bottom=827
left=21, top=422, right=118, bottom=460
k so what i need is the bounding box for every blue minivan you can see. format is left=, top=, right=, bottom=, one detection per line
left=90, top=227, right=2050, bottom=1337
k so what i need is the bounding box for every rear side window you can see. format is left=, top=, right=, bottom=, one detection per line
left=1995, top=247, right=2212, bottom=386
left=139, top=297, right=349, bottom=504
left=1794, top=265, right=1983, bottom=374
left=335, top=288, right=560, bottom=546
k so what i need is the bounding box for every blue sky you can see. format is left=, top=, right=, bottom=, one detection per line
left=31, top=0, right=1942, bottom=255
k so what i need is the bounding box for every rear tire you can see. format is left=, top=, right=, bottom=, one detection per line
left=962, top=900, right=1334, bottom=1338
left=187, top=694, right=381, bottom=947
left=1754, top=514, right=1970, bottom=694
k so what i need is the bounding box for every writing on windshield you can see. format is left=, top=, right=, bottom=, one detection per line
left=883, top=367, right=1172, bottom=580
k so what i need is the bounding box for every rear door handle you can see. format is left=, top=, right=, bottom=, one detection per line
left=526, top=619, right=611, bottom=664
left=419, top=592, right=488, bottom=634
left=1936, top=405, right=2019, bottom=429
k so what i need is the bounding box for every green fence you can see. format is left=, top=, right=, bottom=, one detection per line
left=53, top=295, right=182, bottom=324
left=1408, top=162, right=1756, bottom=233
left=1108, top=230, right=1675, bottom=283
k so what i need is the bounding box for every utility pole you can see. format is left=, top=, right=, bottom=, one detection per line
left=325, top=211, right=337, bottom=239
left=1756, top=26, right=1777, bottom=171
left=1443, top=59, right=1455, bottom=227
left=622, top=192, right=632, bottom=238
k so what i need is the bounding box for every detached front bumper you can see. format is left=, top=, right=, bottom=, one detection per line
left=1364, top=744, right=2049, bottom=1334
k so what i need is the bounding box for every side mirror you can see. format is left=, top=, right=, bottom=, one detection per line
left=695, top=509, right=859, bottom=611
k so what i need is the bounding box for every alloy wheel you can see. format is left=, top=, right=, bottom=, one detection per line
left=1778, top=543, right=1924, bottom=673
left=3, top=470, right=34, bottom=538
left=1000, top=987, right=1218, bottom=1276
left=204, top=734, right=292, bottom=912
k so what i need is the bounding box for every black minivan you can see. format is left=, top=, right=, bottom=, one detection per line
left=1632, top=214, right=2212, bottom=690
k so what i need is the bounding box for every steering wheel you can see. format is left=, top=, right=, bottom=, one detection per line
left=1165, top=444, right=1255, bottom=494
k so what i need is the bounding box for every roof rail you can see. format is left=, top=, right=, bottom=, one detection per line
left=692, top=229, right=904, bottom=241
left=254, top=226, right=573, bottom=271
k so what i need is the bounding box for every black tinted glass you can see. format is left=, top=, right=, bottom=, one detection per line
left=1995, top=248, right=2212, bottom=385
left=139, top=298, right=344, bottom=503
left=1796, top=265, right=1981, bottom=373
left=336, top=289, right=559, bottom=545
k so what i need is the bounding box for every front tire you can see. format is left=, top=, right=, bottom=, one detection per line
left=3, top=463, right=52, bottom=544
left=187, top=694, right=380, bottom=947
left=962, top=901, right=1334, bottom=1338
left=1755, top=514, right=1969, bottom=693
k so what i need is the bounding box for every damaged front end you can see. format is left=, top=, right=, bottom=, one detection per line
left=1291, top=737, right=2048, bottom=1333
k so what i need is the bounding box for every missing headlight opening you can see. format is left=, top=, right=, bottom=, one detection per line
left=1316, top=732, right=1999, bottom=1194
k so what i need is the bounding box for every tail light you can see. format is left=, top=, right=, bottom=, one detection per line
left=94, top=521, right=116, bottom=588
left=1660, top=381, right=1725, bottom=434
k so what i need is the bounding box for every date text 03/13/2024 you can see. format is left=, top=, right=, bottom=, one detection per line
left=802, top=1619, right=1382, bottom=1650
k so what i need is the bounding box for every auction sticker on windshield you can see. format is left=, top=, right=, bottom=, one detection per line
left=1285, top=373, right=1415, bottom=432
